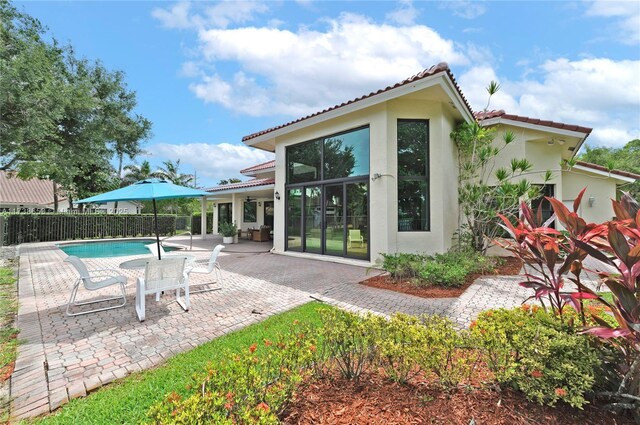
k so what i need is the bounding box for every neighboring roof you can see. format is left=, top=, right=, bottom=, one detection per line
left=240, top=160, right=276, bottom=175
left=242, top=62, right=473, bottom=142
left=206, top=177, right=275, bottom=193
left=475, top=110, right=593, bottom=135
left=574, top=160, right=640, bottom=181
left=0, top=170, right=65, bottom=206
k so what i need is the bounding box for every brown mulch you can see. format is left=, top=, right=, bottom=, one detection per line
left=282, top=370, right=633, bottom=425
left=359, top=257, right=523, bottom=298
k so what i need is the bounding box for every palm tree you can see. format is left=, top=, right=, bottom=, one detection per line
left=155, top=160, right=194, bottom=187
left=122, top=160, right=158, bottom=184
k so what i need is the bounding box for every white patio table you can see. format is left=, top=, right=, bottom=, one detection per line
left=119, top=254, right=196, bottom=270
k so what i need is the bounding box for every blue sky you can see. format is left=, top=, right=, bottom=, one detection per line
left=17, top=0, right=640, bottom=187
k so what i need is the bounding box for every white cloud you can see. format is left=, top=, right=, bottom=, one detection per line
left=585, top=0, right=640, bottom=45
left=440, top=1, right=487, bottom=20
left=152, top=1, right=193, bottom=29
left=459, top=58, right=640, bottom=148
left=386, top=0, right=420, bottom=25
left=152, top=1, right=269, bottom=30
left=190, top=13, right=469, bottom=116
left=145, top=142, right=274, bottom=184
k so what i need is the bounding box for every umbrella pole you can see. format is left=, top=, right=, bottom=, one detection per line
left=153, top=199, right=161, bottom=260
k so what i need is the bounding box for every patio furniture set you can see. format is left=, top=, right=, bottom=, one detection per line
left=64, top=244, right=225, bottom=321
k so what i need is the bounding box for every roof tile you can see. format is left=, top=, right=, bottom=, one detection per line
left=206, top=177, right=275, bottom=193
left=475, top=110, right=592, bottom=135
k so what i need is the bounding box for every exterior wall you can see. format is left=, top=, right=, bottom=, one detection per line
left=562, top=170, right=618, bottom=223
left=273, top=97, right=462, bottom=263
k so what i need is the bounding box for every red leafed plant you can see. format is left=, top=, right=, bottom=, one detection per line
left=498, top=188, right=640, bottom=419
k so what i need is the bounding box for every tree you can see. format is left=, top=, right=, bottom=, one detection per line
left=155, top=159, right=194, bottom=187
left=452, top=82, right=551, bottom=253
left=576, top=139, right=640, bottom=199
left=122, top=160, right=158, bottom=183
left=0, top=2, right=151, bottom=210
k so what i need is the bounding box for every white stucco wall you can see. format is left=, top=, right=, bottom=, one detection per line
left=562, top=170, right=618, bottom=223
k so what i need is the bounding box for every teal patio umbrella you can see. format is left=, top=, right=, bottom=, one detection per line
left=76, top=179, right=210, bottom=259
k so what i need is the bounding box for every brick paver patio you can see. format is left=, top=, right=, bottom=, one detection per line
left=9, top=235, right=605, bottom=420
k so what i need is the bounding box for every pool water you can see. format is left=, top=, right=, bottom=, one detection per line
left=58, top=240, right=179, bottom=258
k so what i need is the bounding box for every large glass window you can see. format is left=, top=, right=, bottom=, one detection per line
left=287, top=126, right=369, bottom=184
left=287, top=140, right=321, bottom=184
left=287, top=189, right=302, bottom=251
left=324, top=127, right=370, bottom=180
left=243, top=201, right=257, bottom=223
left=397, top=119, right=429, bottom=231
left=285, top=126, right=370, bottom=259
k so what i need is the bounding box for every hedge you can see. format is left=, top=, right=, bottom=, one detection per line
left=1, top=213, right=177, bottom=245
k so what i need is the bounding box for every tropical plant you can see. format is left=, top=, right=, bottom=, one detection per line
left=219, top=222, right=238, bottom=238
left=497, top=189, right=640, bottom=419
left=452, top=81, right=551, bottom=253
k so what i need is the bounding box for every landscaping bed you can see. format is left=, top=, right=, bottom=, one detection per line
left=360, top=256, right=522, bottom=298
left=283, top=370, right=628, bottom=425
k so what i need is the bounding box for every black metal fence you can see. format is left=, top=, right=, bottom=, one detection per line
left=1, top=213, right=177, bottom=245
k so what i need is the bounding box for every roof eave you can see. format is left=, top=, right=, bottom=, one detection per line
left=207, top=184, right=275, bottom=196
left=571, top=164, right=637, bottom=183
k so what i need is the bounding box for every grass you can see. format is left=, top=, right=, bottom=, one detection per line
left=0, top=267, right=18, bottom=377
left=33, top=301, right=332, bottom=425
left=0, top=266, right=19, bottom=423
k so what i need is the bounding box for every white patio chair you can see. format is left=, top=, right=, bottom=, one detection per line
left=64, top=256, right=127, bottom=316
left=135, top=257, right=189, bottom=322
left=186, top=244, right=225, bottom=293
left=347, top=229, right=364, bottom=248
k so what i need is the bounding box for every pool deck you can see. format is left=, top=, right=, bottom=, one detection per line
left=9, top=235, right=608, bottom=420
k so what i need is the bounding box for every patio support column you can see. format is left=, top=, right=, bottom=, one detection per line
left=231, top=193, right=236, bottom=224
left=200, top=197, right=207, bottom=239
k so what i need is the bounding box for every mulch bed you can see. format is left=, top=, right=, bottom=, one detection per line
left=282, top=370, right=633, bottom=425
left=359, top=257, right=523, bottom=298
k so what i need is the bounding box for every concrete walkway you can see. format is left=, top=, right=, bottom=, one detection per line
left=9, top=236, right=603, bottom=420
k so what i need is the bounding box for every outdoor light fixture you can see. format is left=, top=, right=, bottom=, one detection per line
left=258, top=202, right=261, bottom=207
left=275, top=191, right=281, bottom=200
left=588, top=196, right=595, bottom=207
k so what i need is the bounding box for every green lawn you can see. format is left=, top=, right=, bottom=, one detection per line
left=34, top=302, right=331, bottom=425
left=0, top=266, right=19, bottom=423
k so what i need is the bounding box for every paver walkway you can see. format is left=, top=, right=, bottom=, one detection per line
left=9, top=236, right=605, bottom=420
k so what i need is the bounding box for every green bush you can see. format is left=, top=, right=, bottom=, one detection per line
left=147, top=321, right=316, bottom=424
left=315, top=309, right=377, bottom=381
left=470, top=307, right=600, bottom=408
left=381, top=250, right=499, bottom=287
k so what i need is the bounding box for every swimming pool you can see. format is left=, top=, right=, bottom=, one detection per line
left=58, top=240, right=180, bottom=258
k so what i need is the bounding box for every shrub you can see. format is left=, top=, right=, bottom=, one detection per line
left=315, top=309, right=377, bottom=381
left=147, top=321, right=316, bottom=424
left=470, top=307, right=600, bottom=408
left=381, top=250, right=500, bottom=287
left=373, top=314, right=427, bottom=383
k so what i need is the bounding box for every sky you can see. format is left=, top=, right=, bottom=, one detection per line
left=16, top=0, right=640, bottom=188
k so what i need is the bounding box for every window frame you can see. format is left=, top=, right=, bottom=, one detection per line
left=397, top=119, right=430, bottom=232
left=243, top=201, right=257, bottom=223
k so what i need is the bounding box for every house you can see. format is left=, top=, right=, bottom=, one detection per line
left=206, top=63, right=638, bottom=265
left=0, top=171, right=142, bottom=214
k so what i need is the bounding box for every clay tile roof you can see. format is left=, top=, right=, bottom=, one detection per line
left=206, top=177, right=275, bottom=193
left=575, top=161, right=640, bottom=180
left=242, top=62, right=473, bottom=142
left=475, top=110, right=592, bottom=135
left=240, top=160, right=276, bottom=174
left=0, top=171, right=65, bottom=206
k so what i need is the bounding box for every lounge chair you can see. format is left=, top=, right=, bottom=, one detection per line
left=186, top=244, right=225, bottom=293
left=135, top=257, right=189, bottom=322
left=145, top=242, right=166, bottom=258
left=64, top=256, right=127, bottom=316
left=347, top=229, right=364, bottom=248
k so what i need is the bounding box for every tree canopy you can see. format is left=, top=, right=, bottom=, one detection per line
left=0, top=1, right=151, bottom=208
left=577, top=139, right=640, bottom=199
